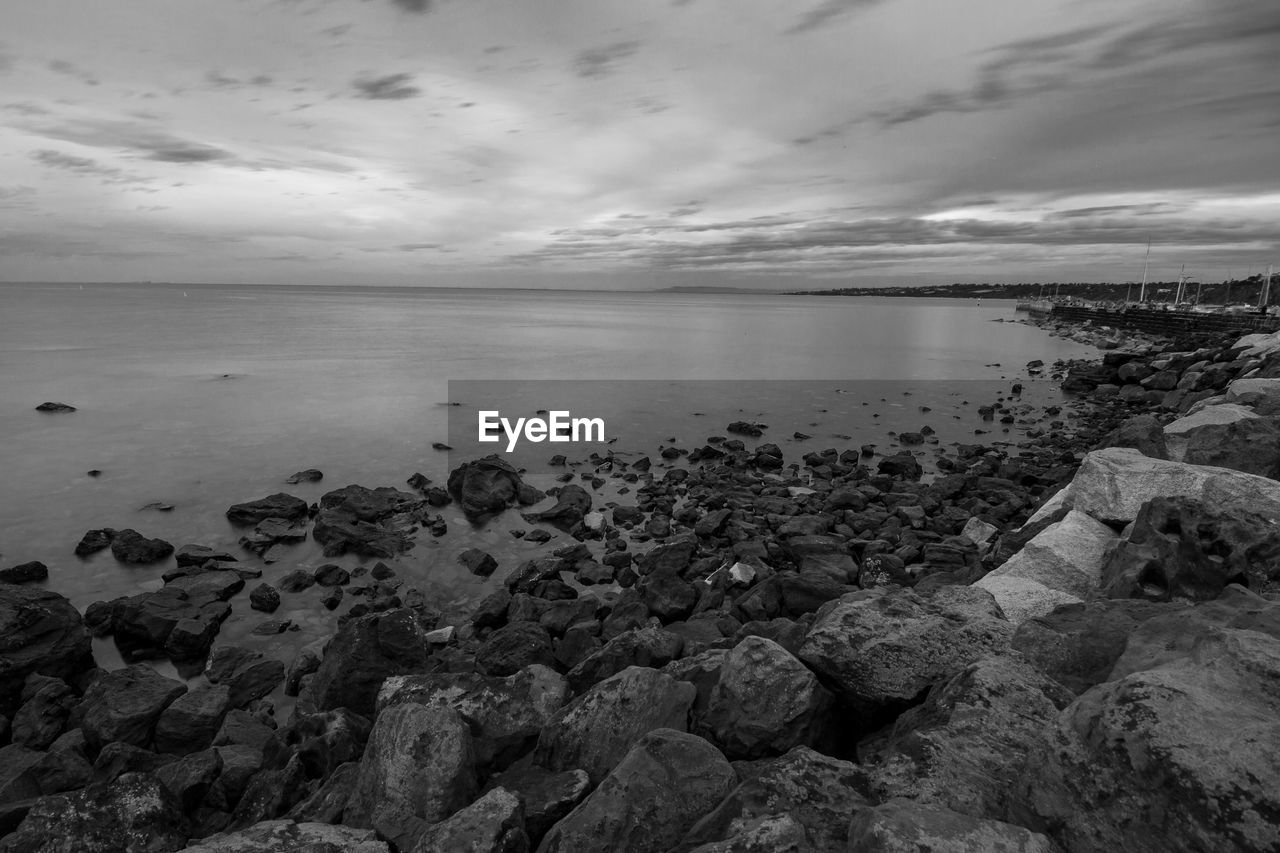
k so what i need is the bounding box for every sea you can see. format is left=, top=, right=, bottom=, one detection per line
left=0, top=283, right=1097, bottom=685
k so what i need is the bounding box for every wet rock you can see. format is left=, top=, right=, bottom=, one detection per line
left=0, top=562, right=47, bottom=584
left=410, top=787, right=527, bottom=853
left=459, top=548, right=499, bottom=578
left=285, top=468, right=324, bottom=484
left=449, top=456, right=527, bottom=518
left=206, top=647, right=285, bottom=709
left=109, top=528, right=175, bottom=564
left=11, top=674, right=76, bottom=750
left=344, top=704, right=477, bottom=848
left=109, top=587, right=229, bottom=662
left=166, top=569, right=245, bottom=602
left=249, top=583, right=280, bottom=613
left=566, top=626, right=684, bottom=693
left=0, top=585, right=93, bottom=717
left=155, top=746, right=222, bottom=812
left=476, top=622, right=556, bottom=678
left=538, top=729, right=736, bottom=853
left=535, top=666, right=696, bottom=784
left=74, top=529, right=114, bottom=557
left=302, top=608, right=430, bottom=717
left=277, top=569, right=314, bottom=593
left=703, top=636, right=833, bottom=760
left=154, top=684, right=232, bottom=755
left=522, top=484, right=592, bottom=529
left=312, top=485, right=423, bottom=558
left=79, top=663, right=187, bottom=751
left=181, top=819, right=389, bottom=852
left=175, top=545, right=238, bottom=568
left=0, top=772, right=185, bottom=853
left=678, top=746, right=872, bottom=853
left=314, top=564, right=349, bottom=587
left=378, top=665, right=570, bottom=774
left=848, top=798, right=1055, bottom=853
left=226, top=493, right=309, bottom=526
left=239, top=519, right=307, bottom=557
left=799, top=586, right=1012, bottom=716
left=35, top=401, right=76, bottom=413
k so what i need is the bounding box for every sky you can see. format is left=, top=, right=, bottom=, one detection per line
left=0, top=0, right=1277, bottom=289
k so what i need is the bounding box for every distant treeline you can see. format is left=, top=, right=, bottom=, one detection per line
left=795, top=275, right=1279, bottom=305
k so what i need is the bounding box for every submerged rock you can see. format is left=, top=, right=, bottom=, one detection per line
left=225, top=493, right=309, bottom=526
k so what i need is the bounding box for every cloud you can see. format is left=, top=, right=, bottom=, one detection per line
left=391, top=0, right=432, bottom=11
left=31, top=149, right=131, bottom=181
left=25, top=118, right=234, bottom=163
left=572, top=41, right=641, bottom=79
left=397, top=242, right=442, bottom=251
left=206, top=71, right=275, bottom=89
left=785, top=0, right=884, bottom=35
left=3, top=101, right=49, bottom=115
left=352, top=72, right=422, bottom=100
left=47, top=59, right=99, bottom=86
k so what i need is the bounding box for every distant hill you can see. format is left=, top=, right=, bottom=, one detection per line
left=793, top=278, right=1278, bottom=304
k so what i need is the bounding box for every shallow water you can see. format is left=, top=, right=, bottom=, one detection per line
left=0, top=283, right=1095, bottom=683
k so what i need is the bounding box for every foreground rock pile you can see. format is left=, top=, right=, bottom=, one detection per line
left=4, top=327, right=1280, bottom=851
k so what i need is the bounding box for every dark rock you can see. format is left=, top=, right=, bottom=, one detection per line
left=155, top=747, right=222, bottom=812
left=0, top=772, right=185, bottom=853
left=174, top=544, right=238, bottom=568
left=264, top=708, right=372, bottom=781
left=302, top=608, right=430, bottom=717
left=877, top=452, right=922, bottom=479
left=849, top=798, right=1055, bottom=852
left=312, top=485, right=423, bottom=558
left=90, top=741, right=176, bottom=784
left=230, top=753, right=309, bottom=828
left=226, top=493, right=308, bottom=525
left=321, top=588, right=343, bottom=610
left=213, top=709, right=276, bottom=752
left=74, top=529, right=114, bottom=557
left=459, top=548, right=499, bottom=578
left=1100, top=413, right=1169, bottom=460
left=521, top=484, right=592, bottom=529
left=154, top=684, right=231, bottom=755
left=11, top=674, right=76, bottom=750
left=483, top=763, right=589, bottom=846
left=639, top=565, right=697, bottom=623
left=79, top=663, right=187, bottom=751
left=239, top=518, right=307, bottom=557
left=108, top=529, right=174, bottom=564
left=35, top=401, right=76, bottom=413
left=249, top=583, right=281, bottom=613
left=448, top=456, right=527, bottom=518
left=0, top=562, right=48, bottom=585
left=475, top=622, right=556, bottom=677
left=314, top=564, right=350, bottom=587
left=285, top=468, right=324, bottom=484
left=164, top=569, right=244, bottom=602
left=0, top=585, right=92, bottom=717
left=566, top=626, right=684, bottom=692
left=206, top=647, right=285, bottom=708
left=408, top=786, right=527, bottom=853
left=182, top=818, right=386, bottom=851
left=277, top=569, right=315, bottom=593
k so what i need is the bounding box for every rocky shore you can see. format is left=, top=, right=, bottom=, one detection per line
left=4, top=324, right=1280, bottom=852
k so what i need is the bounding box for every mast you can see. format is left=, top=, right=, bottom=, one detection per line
left=1138, top=240, right=1151, bottom=302
left=1263, top=264, right=1274, bottom=313
left=1175, top=265, right=1186, bottom=306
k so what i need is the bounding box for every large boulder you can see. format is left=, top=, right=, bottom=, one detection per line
left=301, top=608, right=430, bottom=717
left=11, top=674, right=77, bottom=750
left=702, top=636, right=832, bottom=760
left=206, top=647, right=285, bottom=709
left=537, top=729, right=736, bottom=853
left=848, top=799, right=1055, bottom=853
left=522, top=484, right=592, bottom=529
left=153, top=684, right=232, bottom=755
left=79, top=664, right=188, bottom=752
left=475, top=622, right=557, bottom=677
left=377, top=665, right=570, bottom=773
left=535, top=666, right=695, bottom=784
left=1161, top=403, right=1280, bottom=476
left=975, top=509, right=1118, bottom=625
left=1011, top=590, right=1280, bottom=852
left=0, top=584, right=93, bottom=715
left=1098, top=413, right=1169, bottom=460
left=1223, top=377, right=1280, bottom=415
left=1100, top=495, right=1280, bottom=600
left=225, top=493, right=308, bottom=525
left=1042, top=447, right=1280, bottom=526
left=0, top=772, right=185, bottom=853
left=179, top=819, right=389, bottom=852
left=344, top=703, right=477, bottom=849
left=448, top=456, right=527, bottom=518
left=408, top=787, right=527, bottom=853
left=677, top=746, right=872, bottom=852
left=862, top=656, right=1073, bottom=819
left=109, top=529, right=175, bottom=564
left=312, top=485, right=423, bottom=558
left=565, top=626, right=684, bottom=692
left=798, top=586, right=1012, bottom=716
left=482, top=764, right=590, bottom=845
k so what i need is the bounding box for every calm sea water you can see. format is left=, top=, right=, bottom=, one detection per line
left=0, top=283, right=1094, bottom=679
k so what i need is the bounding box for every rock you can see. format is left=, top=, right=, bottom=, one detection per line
left=11, top=674, right=76, bottom=750
left=799, top=586, right=1012, bottom=716
left=639, top=566, right=697, bottom=623
left=312, top=485, right=423, bottom=558
left=154, top=684, right=232, bottom=755
left=0, top=562, right=48, bottom=584
left=538, top=729, right=736, bottom=853
left=966, top=577, right=1081, bottom=629
left=1162, top=402, right=1280, bottom=476
left=110, top=587, right=229, bottom=662
left=958, top=517, right=998, bottom=548
left=703, top=636, right=832, bottom=760
left=878, top=452, right=922, bottom=480
left=1012, top=599, right=1280, bottom=853
left=74, top=529, right=114, bottom=557
left=1099, top=413, right=1169, bottom=460
left=285, top=469, right=324, bottom=484
left=202, top=743, right=263, bottom=812
left=314, top=564, right=350, bottom=587
left=410, top=787, right=527, bottom=853
left=109, top=529, right=175, bottom=564
left=277, top=569, right=314, bottom=593
left=79, top=663, right=187, bottom=751
left=522, top=484, right=592, bottom=529
left=239, top=518, right=307, bottom=556
left=378, top=665, right=570, bottom=774
left=206, top=647, right=285, bottom=709
left=180, top=819, right=389, bottom=852
left=249, top=583, right=281, bottom=613
left=448, top=456, right=527, bottom=518
left=678, top=746, right=872, bottom=852
left=35, top=401, right=76, bottom=413
left=175, top=545, right=238, bottom=568
left=0, top=772, right=185, bottom=853
left=848, top=798, right=1055, bottom=852
left=566, top=626, right=684, bottom=692
left=286, top=760, right=360, bottom=823
left=344, top=704, right=477, bottom=848
left=1046, top=447, right=1280, bottom=526
left=535, top=666, right=696, bottom=784
left=483, top=764, right=589, bottom=845
left=155, top=746, right=222, bottom=811
left=264, top=708, right=372, bottom=781
left=459, top=549, right=499, bottom=578
left=213, top=709, right=276, bottom=751
left=228, top=754, right=310, bottom=832
left=1099, top=495, right=1280, bottom=600
left=0, top=585, right=91, bottom=717
left=476, top=622, right=556, bottom=677
left=303, top=608, right=430, bottom=717
left=974, top=510, right=1118, bottom=624
left=90, top=740, right=176, bottom=784
left=1223, top=376, right=1280, bottom=415
left=863, top=656, right=1073, bottom=819
left=165, top=570, right=245, bottom=602
left=225, top=493, right=309, bottom=525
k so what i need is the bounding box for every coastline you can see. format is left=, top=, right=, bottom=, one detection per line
left=4, top=318, right=1280, bottom=851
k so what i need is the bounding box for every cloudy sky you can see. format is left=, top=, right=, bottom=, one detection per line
left=1, top=0, right=1277, bottom=288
